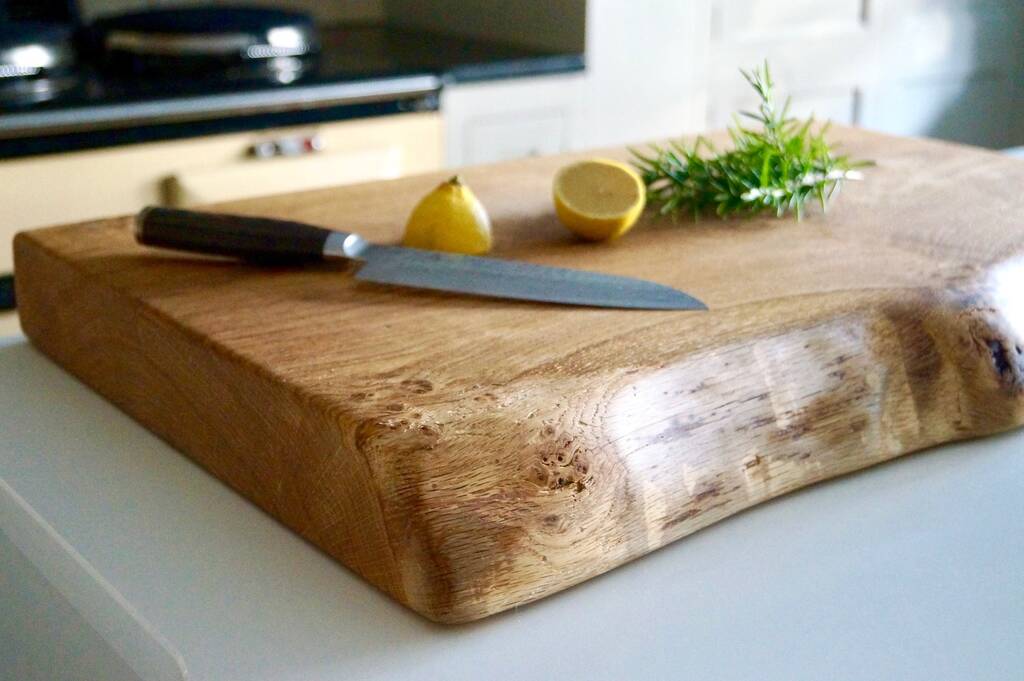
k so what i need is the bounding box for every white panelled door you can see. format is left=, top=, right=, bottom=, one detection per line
left=708, top=0, right=1023, bottom=147
left=440, top=0, right=1024, bottom=166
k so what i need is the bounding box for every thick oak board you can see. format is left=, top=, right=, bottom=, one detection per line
left=14, top=127, right=1024, bottom=622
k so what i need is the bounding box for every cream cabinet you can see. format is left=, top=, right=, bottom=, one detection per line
left=0, top=305, right=13, bottom=336
left=0, top=111, right=442, bottom=274
left=0, top=111, right=442, bottom=336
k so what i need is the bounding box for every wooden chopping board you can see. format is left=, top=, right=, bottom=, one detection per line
left=14, top=127, right=1024, bottom=623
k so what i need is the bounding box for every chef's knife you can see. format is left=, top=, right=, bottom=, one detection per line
left=135, top=207, right=707, bottom=311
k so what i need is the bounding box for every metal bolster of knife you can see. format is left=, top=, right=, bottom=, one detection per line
left=135, top=206, right=355, bottom=262
left=323, top=231, right=371, bottom=260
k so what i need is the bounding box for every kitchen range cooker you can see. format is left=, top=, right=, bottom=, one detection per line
left=0, top=3, right=447, bottom=157
left=0, top=1, right=583, bottom=159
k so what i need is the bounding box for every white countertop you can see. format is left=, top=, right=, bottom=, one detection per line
left=2, top=334, right=1022, bottom=681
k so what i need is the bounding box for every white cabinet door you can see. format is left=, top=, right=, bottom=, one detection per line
left=440, top=0, right=714, bottom=166
left=708, top=0, right=867, bottom=131
left=441, top=74, right=583, bottom=166
left=462, top=110, right=566, bottom=165
left=707, top=0, right=1024, bottom=148
left=578, top=0, right=712, bottom=147
left=439, top=0, right=1022, bottom=160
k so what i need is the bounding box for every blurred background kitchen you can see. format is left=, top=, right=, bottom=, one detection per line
left=1, top=0, right=1023, bottom=334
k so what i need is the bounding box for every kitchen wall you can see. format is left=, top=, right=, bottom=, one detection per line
left=440, top=0, right=1024, bottom=166
left=384, top=0, right=585, bottom=53
left=78, top=0, right=584, bottom=53
left=439, top=1, right=708, bottom=166
left=421, top=0, right=1024, bottom=151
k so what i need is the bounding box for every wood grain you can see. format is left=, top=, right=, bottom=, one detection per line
left=13, top=127, right=1024, bottom=623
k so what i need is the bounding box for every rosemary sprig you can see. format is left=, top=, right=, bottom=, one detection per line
left=630, top=62, right=871, bottom=220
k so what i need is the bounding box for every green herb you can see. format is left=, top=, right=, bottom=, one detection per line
left=630, top=62, right=871, bottom=220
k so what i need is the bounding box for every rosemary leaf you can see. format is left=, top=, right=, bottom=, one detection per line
left=630, top=61, right=871, bottom=220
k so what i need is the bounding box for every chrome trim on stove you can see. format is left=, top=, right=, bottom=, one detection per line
left=0, top=64, right=40, bottom=79
left=245, top=44, right=309, bottom=59
left=0, top=41, right=75, bottom=78
left=105, top=31, right=256, bottom=56
left=0, top=74, right=442, bottom=139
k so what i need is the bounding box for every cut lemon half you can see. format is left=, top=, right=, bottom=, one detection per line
left=553, top=159, right=646, bottom=241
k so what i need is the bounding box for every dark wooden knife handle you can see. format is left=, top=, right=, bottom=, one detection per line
left=135, top=207, right=333, bottom=261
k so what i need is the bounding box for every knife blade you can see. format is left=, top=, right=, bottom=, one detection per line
left=135, top=207, right=707, bottom=311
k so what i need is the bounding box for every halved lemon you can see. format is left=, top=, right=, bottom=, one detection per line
left=553, top=159, right=646, bottom=241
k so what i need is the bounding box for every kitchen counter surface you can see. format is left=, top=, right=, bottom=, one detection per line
left=0, top=24, right=584, bottom=159
left=1, top=333, right=1022, bottom=680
